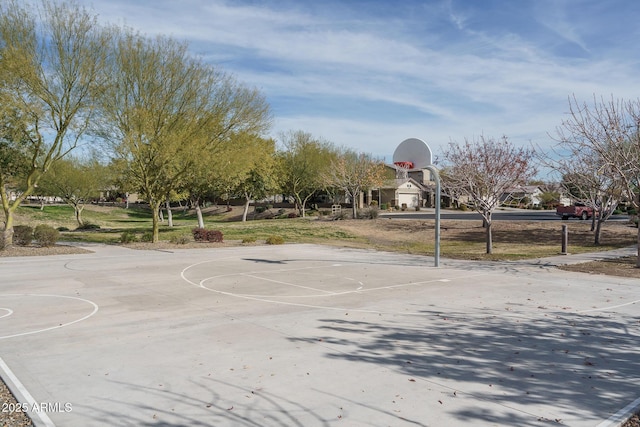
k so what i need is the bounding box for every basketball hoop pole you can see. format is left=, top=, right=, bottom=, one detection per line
left=425, top=165, right=441, bottom=267
left=392, top=137, right=439, bottom=267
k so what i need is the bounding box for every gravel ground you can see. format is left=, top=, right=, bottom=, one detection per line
left=0, top=379, right=33, bottom=426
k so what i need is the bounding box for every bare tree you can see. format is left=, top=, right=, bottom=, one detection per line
left=322, top=149, right=388, bottom=218
left=0, top=0, right=109, bottom=248
left=555, top=95, right=640, bottom=265
left=551, top=148, right=623, bottom=245
left=441, top=135, right=537, bottom=254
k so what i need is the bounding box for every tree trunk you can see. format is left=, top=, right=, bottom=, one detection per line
left=195, top=200, right=205, bottom=229
left=351, top=193, right=358, bottom=219
left=166, top=199, right=173, bottom=227
left=150, top=200, right=161, bottom=243
left=594, top=218, right=603, bottom=245
left=74, top=204, right=85, bottom=227
left=485, top=211, right=493, bottom=254
left=637, top=226, right=640, bottom=268
left=1, top=188, right=16, bottom=249
left=1, top=227, right=13, bottom=250
left=159, top=207, right=164, bottom=222
left=242, top=197, right=250, bottom=222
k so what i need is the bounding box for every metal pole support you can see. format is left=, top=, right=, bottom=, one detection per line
left=425, top=165, right=440, bottom=267
left=561, top=224, right=568, bottom=255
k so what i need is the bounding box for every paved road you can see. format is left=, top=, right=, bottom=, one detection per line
left=1, top=243, right=639, bottom=427
left=381, top=209, right=630, bottom=222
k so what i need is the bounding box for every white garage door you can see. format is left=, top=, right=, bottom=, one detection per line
left=398, top=192, right=419, bottom=208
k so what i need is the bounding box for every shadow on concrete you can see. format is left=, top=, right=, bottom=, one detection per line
left=73, top=377, right=332, bottom=427
left=289, top=309, right=640, bottom=426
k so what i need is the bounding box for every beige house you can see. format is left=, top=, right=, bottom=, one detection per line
left=369, top=164, right=436, bottom=208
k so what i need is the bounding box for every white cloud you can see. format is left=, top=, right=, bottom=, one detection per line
left=72, top=0, right=640, bottom=163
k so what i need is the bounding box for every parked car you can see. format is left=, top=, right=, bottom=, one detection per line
left=556, top=203, right=595, bottom=220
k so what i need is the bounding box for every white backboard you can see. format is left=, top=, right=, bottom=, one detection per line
left=392, top=138, right=433, bottom=170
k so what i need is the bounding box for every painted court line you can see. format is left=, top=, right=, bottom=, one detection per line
left=0, top=356, right=56, bottom=427
left=241, top=273, right=335, bottom=294
left=577, top=299, right=640, bottom=314
left=596, top=397, right=640, bottom=427
left=0, top=294, right=99, bottom=340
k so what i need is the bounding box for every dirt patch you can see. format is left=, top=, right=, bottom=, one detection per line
left=558, top=256, right=640, bottom=278
left=0, top=244, right=91, bottom=257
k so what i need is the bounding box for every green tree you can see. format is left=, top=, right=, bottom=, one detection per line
left=0, top=0, right=109, bottom=248
left=277, top=130, right=335, bottom=217
left=232, top=136, right=279, bottom=222
left=538, top=190, right=560, bottom=208
left=322, top=149, right=388, bottom=218
left=98, top=32, right=221, bottom=242
left=37, top=157, right=105, bottom=226
left=100, top=31, right=271, bottom=239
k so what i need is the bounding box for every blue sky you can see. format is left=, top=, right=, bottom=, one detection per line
left=74, top=0, right=640, bottom=173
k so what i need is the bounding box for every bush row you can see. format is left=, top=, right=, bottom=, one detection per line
left=13, top=224, right=59, bottom=247
left=192, top=228, right=224, bottom=242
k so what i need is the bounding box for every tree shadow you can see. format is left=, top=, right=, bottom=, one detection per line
left=71, top=377, right=331, bottom=427
left=289, top=310, right=640, bottom=425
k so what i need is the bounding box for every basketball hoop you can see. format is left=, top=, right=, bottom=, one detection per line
left=393, top=161, right=414, bottom=170
left=393, top=138, right=440, bottom=267
left=394, top=161, right=413, bottom=180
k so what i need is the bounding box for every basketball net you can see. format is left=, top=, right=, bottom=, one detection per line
left=394, top=161, right=413, bottom=180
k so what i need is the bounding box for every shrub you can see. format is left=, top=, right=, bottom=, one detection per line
left=13, top=225, right=33, bottom=246
left=120, top=231, right=137, bottom=243
left=242, top=236, right=257, bottom=244
left=366, top=207, right=380, bottom=219
left=192, top=228, right=224, bottom=242
left=77, top=223, right=100, bottom=230
left=380, top=203, right=388, bottom=210
left=369, top=200, right=378, bottom=207
left=255, top=206, right=266, bottom=214
left=170, top=234, right=191, bottom=244
left=34, top=224, right=59, bottom=247
left=140, top=231, right=154, bottom=242
left=332, top=210, right=350, bottom=221
left=265, top=235, right=284, bottom=245
left=287, top=212, right=298, bottom=218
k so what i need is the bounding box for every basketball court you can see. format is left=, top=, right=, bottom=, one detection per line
left=1, top=243, right=639, bottom=426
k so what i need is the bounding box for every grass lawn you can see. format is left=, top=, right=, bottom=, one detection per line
left=5, top=202, right=639, bottom=265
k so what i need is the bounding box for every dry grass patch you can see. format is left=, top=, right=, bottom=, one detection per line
left=327, top=219, right=638, bottom=261
left=558, top=256, right=640, bottom=278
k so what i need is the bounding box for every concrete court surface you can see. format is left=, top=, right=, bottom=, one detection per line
left=0, top=243, right=639, bottom=427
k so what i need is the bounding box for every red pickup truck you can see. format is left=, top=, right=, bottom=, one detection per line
left=556, top=204, right=595, bottom=220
